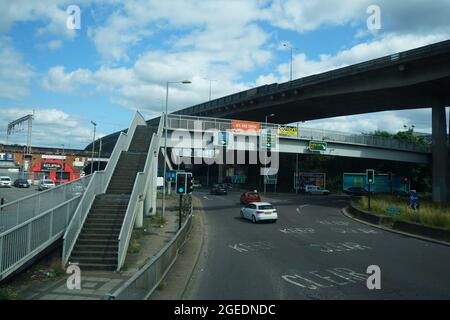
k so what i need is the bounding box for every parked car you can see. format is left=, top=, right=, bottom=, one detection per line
left=210, top=183, right=227, bottom=195
left=13, top=178, right=30, bottom=188
left=240, top=202, right=277, bottom=223
left=344, top=187, right=370, bottom=196
left=240, top=191, right=261, bottom=205
left=38, top=179, right=55, bottom=191
left=0, top=176, right=12, bottom=188
left=306, top=185, right=330, bottom=195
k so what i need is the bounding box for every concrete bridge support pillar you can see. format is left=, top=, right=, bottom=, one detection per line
left=431, top=106, right=449, bottom=204
left=144, top=151, right=158, bottom=216
left=135, top=197, right=144, bottom=228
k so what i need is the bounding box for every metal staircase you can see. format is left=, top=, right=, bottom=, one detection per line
left=68, top=126, right=155, bottom=270
left=62, top=112, right=163, bottom=271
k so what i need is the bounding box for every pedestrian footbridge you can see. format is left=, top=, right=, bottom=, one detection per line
left=0, top=112, right=163, bottom=281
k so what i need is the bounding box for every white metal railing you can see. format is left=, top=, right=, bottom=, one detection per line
left=166, top=114, right=430, bottom=154
left=62, top=111, right=147, bottom=265
left=0, top=175, right=91, bottom=281
left=108, top=213, right=192, bottom=299
left=0, top=175, right=92, bottom=234
left=117, top=116, right=164, bottom=270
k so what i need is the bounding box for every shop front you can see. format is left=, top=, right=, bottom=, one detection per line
left=31, top=159, right=80, bottom=184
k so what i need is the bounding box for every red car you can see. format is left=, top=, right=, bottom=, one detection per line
left=240, top=191, right=261, bottom=205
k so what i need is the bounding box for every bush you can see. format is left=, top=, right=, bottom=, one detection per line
left=0, top=287, right=18, bottom=300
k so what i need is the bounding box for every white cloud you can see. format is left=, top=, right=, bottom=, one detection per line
left=0, top=36, right=34, bottom=100
left=47, top=39, right=63, bottom=50
left=41, top=66, right=93, bottom=94
left=301, top=109, right=445, bottom=134
left=0, top=107, right=105, bottom=148
left=0, top=0, right=78, bottom=39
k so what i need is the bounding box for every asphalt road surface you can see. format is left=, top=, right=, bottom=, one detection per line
left=184, top=192, right=450, bottom=299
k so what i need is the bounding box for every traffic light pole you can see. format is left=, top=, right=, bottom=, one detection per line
left=179, top=194, right=183, bottom=230
left=368, top=182, right=371, bottom=211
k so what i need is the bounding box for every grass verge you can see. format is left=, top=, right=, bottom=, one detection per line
left=353, top=195, right=450, bottom=230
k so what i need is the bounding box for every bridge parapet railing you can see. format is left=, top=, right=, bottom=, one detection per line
left=0, top=175, right=92, bottom=234
left=0, top=175, right=92, bottom=281
left=166, top=114, right=430, bottom=153
left=117, top=116, right=164, bottom=271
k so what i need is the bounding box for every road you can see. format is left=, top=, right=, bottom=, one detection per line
left=184, top=191, right=450, bottom=299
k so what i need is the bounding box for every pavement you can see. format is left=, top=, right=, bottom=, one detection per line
left=2, top=193, right=181, bottom=300
left=174, top=191, right=450, bottom=299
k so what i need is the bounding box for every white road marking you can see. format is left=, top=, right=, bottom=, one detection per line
left=296, top=205, right=308, bottom=214
left=203, top=196, right=212, bottom=200
left=228, top=241, right=274, bottom=253
left=310, top=242, right=371, bottom=253
left=282, top=268, right=368, bottom=290
left=280, top=227, right=315, bottom=234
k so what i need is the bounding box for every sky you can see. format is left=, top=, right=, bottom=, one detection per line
left=0, top=0, right=449, bottom=149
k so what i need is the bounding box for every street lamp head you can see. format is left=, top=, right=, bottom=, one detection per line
left=91, top=121, right=97, bottom=126
left=181, top=80, right=192, bottom=84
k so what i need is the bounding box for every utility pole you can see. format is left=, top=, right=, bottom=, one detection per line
left=98, top=138, right=102, bottom=171
left=90, top=121, right=97, bottom=175
left=295, top=121, right=299, bottom=194
left=60, top=144, right=65, bottom=184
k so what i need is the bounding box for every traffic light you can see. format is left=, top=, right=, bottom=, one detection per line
left=402, top=177, right=409, bottom=184
left=176, top=173, right=187, bottom=194
left=187, top=173, right=194, bottom=194
left=366, top=169, right=375, bottom=184
left=219, top=132, right=228, bottom=146
left=266, top=133, right=272, bottom=148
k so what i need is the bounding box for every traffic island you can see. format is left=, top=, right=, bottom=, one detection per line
left=343, top=205, right=450, bottom=246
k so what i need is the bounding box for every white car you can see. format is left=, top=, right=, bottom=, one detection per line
left=0, top=176, right=12, bottom=188
left=38, top=179, right=55, bottom=191
left=240, top=202, right=278, bottom=223
left=305, top=185, right=330, bottom=195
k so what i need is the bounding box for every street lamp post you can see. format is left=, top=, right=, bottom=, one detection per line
left=283, top=43, right=297, bottom=81
left=264, top=113, right=275, bottom=195
left=61, top=144, right=64, bottom=184
left=90, top=121, right=97, bottom=175
left=295, top=122, right=299, bottom=194
left=162, top=80, right=192, bottom=217
left=98, top=138, right=102, bottom=171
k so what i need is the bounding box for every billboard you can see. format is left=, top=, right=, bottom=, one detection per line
left=42, top=162, right=63, bottom=171
left=0, top=153, right=14, bottom=161
left=343, top=173, right=408, bottom=193
left=294, top=172, right=326, bottom=189
left=231, top=120, right=260, bottom=132
left=277, top=126, right=298, bottom=136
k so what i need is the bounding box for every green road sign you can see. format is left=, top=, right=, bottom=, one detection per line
left=309, top=141, right=327, bottom=151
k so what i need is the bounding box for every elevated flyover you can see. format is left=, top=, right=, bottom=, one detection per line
left=165, top=115, right=430, bottom=164
left=94, top=40, right=450, bottom=203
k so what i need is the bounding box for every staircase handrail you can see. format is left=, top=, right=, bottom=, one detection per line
left=116, top=116, right=164, bottom=270
left=62, top=111, right=146, bottom=265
